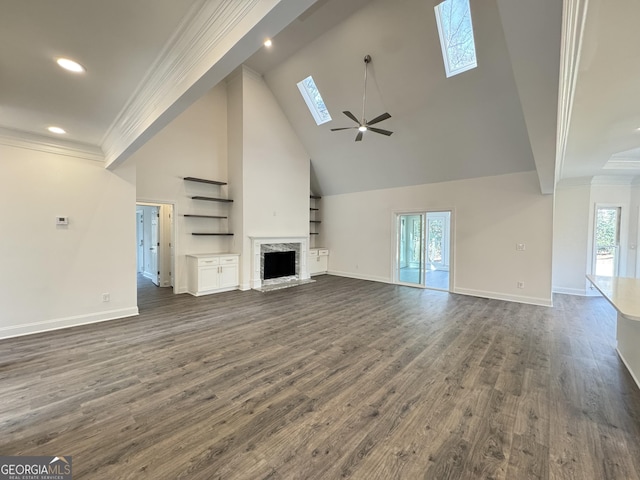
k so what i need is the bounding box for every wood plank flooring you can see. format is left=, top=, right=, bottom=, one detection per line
left=1, top=275, right=640, bottom=479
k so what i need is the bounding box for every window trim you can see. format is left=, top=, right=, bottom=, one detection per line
left=296, top=76, right=332, bottom=125
left=434, top=0, right=478, bottom=78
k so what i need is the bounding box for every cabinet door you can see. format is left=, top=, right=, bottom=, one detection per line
left=219, top=264, right=239, bottom=288
left=317, top=255, right=328, bottom=273
left=199, top=266, right=220, bottom=291
left=308, top=255, right=321, bottom=275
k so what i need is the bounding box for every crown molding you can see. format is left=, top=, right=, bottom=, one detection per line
left=0, top=127, right=104, bottom=163
left=555, top=0, right=590, bottom=182
left=603, top=158, right=640, bottom=170
left=101, top=0, right=263, bottom=168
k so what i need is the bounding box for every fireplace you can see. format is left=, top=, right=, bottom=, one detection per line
left=264, top=251, right=296, bottom=280
left=250, top=236, right=310, bottom=290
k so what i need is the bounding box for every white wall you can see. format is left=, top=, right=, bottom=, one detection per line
left=132, top=85, right=229, bottom=293
left=553, top=180, right=639, bottom=295
left=0, top=144, right=137, bottom=338
left=323, top=171, right=554, bottom=306
left=229, top=67, right=310, bottom=289
left=552, top=184, right=591, bottom=294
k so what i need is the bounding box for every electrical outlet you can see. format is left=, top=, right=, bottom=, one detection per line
left=517, top=281, right=525, bottom=289
left=102, top=293, right=110, bottom=302
left=516, top=243, right=526, bottom=251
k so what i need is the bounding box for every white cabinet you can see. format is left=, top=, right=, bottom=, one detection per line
left=186, top=254, right=239, bottom=296
left=308, top=248, right=329, bottom=275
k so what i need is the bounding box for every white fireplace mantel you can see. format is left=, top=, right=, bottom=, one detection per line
left=250, top=236, right=309, bottom=290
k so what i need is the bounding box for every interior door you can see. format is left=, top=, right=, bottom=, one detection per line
left=397, top=214, right=424, bottom=285
left=150, top=206, right=159, bottom=286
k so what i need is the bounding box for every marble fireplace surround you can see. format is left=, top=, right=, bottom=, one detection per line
left=250, top=236, right=310, bottom=290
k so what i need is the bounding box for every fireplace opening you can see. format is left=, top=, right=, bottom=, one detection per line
left=263, top=251, right=296, bottom=280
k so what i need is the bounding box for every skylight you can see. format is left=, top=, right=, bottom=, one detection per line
left=296, top=76, right=332, bottom=125
left=434, top=0, right=478, bottom=78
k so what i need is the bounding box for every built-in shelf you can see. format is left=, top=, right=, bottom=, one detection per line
left=192, top=233, right=234, bottom=236
left=310, top=192, right=321, bottom=239
left=192, top=196, right=233, bottom=203
left=185, top=177, right=232, bottom=237
left=184, top=177, right=227, bottom=186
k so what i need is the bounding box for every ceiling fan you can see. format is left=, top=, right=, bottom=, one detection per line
left=331, top=54, right=393, bottom=142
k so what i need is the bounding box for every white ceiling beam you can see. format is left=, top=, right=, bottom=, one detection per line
left=496, top=0, right=564, bottom=194
left=103, top=0, right=319, bottom=170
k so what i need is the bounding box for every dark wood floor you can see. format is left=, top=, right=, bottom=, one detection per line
left=1, top=275, right=640, bottom=479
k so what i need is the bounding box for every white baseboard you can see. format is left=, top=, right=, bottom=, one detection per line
left=453, top=287, right=553, bottom=307
left=0, top=307, right=139, bottom=340
left=552, top=286, right=587, bottom=296
left=617, top=347, right=640, bottom=391
left=327, top=270, right=393, bottom=284
left=327, top=271, right=552, bottom=306
left=239, top=283, right=251, bottom=291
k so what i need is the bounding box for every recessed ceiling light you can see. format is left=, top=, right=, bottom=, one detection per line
left=56, top=57, right=85, bottom=73
left=264, top=39, right=272, bottom=47
left=48, top=126, right=66, bottom=134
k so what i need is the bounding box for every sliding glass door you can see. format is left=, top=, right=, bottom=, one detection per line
left=397, top=211, right=451, bottom=290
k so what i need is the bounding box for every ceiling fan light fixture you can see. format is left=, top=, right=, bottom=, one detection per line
left=56, top=57, right=85, bottom=73
left=330, top=54, right=392, bottom=142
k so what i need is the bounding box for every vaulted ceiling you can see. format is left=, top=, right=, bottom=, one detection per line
left=1, top=0, right=637, bottom=195
left=246, top=0, right=560, bottom=195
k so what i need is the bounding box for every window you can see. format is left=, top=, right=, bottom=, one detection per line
left=296, top=76, right=332, bottom=125
left=434, top=0, right=478, bottom=77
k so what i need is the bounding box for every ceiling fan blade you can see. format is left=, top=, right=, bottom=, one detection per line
left=355, top=131, right=364, bottom=142
left=367, top=112, right=391, bottom=126
left=369, top=127, right=393, bottom=136
left=343, top=111, right=361, bottom=124
left=331, top=127, right=358, bottom=131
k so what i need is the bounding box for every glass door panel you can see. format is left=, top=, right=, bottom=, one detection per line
left=594, top=207, right=621, bottom=277
left=425, top=212, right=450, bottom=290
left=398, top=214, right=424, bottom=285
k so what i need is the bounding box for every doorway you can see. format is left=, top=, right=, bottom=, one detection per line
left=396, top=210, right=452, bottom=291
left=136, top=202, right=175, bottom=289
left=593, top=206, right=621, bottom=277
